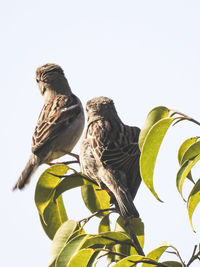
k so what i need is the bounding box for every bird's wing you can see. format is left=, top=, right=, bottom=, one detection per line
left=32, top=94, right=81, bottom=154
left=87, top=119, right=140, bottom=172
left=87, top=119, right=141, bottom=217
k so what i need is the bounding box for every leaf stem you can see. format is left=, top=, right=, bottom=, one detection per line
left=170, top=110, right=200, bottom=127
left=167, top=246, right=186, bottom=267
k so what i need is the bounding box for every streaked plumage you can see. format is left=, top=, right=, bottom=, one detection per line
left=80, top=97, right=141, bottom=218
left=13, top=63, right=85, bottom=190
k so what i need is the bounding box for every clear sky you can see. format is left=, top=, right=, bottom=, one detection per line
left=1, top=1, right=200, bottom=266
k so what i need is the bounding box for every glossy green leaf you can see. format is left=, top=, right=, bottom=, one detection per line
left=140, top=117, right=175, bottom=201
left=178, top=137, right=199, bottom=164
left=68, top=228, right=86, bottom=243
left=48, top=220, right=78, bottom=267
left=181, top=140, right=200, bottom=165
left=112, top=255, right=150, bottom=266
left=98, top=213, right=111, bottom=233
left=83, top=232, right=132, bottom=249
left=114, top=217, right=144, bottom=260
left=67, top=248, right=95, bottom=267
left=178, top=138, right=199, bottom=183
left=54, top=173, right=85, bottom=201
left=114, top=219, right=131, bottom=261
left=39, top=195, right=67, bottom=240
left=162, top=261, right=182, bottom=267
left=81, top=184, right=110, bottom=217
left=35, top=164, right=69, bottom=218
left=86, top=250, right=102, bottom=267
left=117, top=217, right=144, bottom=248
left=187, top=178, right=200, bottom=231
left=141, top=245, right=170, bottom=267
left=139, top=106, right=170, bottom=150
left=106, top=244, right=116, bottom=266
left=176, top=155, right=200, bottom=198
left=55, top=234, right=90, bottom=267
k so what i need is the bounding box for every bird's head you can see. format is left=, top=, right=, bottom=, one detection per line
left=36, top=63, right=70, bottom=96
left=86, top=96, right=117, bottom=119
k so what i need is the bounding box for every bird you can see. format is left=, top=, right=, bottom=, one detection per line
left=13, top=63, right=85, bottom=190
left=80, top=96, right=141, bottom=218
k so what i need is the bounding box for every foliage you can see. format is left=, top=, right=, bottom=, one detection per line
left=33, top=106, right=200, bottom=266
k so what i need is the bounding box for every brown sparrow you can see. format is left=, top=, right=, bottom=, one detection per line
left=13, top=63, right=85, bottom=190
left=80, top=97, right=141, bottom=218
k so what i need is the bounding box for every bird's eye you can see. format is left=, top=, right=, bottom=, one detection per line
left=36, top=78, right=39, bottom=83
left=42, top=86, right=46, bottom=94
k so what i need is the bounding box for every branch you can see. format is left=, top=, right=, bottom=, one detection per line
left=78, top=208, right=115, bottom=226
left=128, top=258, right=170, bottom=267
left=95, top=249, right=171, bottom=267
left=47, top=160, right=79, bottom=166
left=167, top=246, right=186, bottom=267
left=94, top=248, right=128, bottom=259
left=187, top=245, right=200, bottom=266
left=48, top=172, right=98, bottom=186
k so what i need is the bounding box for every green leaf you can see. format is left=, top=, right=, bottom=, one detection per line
left=178, top=138, right=199, bottom=183
left=55, top=234, right=90, bottom=267
left=98, top=213, right=111, bottom=233
left=113, top=223, right=131, bottom=261
left=39, top=195, right=67, bottom=240
left=141, top=245, right=170, bottom=267
left=112, top=255, right=150, bottom=266
left=48, top=220, right=78, bottom=267
left=114, top=217, right=144, bottom=260
left=54, top=173, right=85, bottom=201
left=162, top=261, right=182, bottom=267
left=35, top=164, right=69, bottom=219
left=139, top=106, right=170, bottom=150
left=82, top=232, right=132, bottom=249
left=116, top=217, right=144, bottom=249
left=176, top=155, right=200, bottom=198
left=181, top=140, right=200, bottom=165
left=187, top=178, right=200, bottom=231
left=140, top=117, right=175, bottom=201
left=86, top=250, right=102, bottom=267
left=81, top=184, right=110, bottom=217
left=67, top=248, right=95, bottom=267
left=68, top=228, right=86, bottom=243
left=178, top=137, right=199, bottom=164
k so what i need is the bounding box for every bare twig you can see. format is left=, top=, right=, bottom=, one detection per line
left=48, top=172, right=98, bottom=186
left=187, top=245, right=200, bottom=266
left=94, top=248, right=128, bottom=259
left=66, top=151, right=80, bottom=161
left=167, top=246, right=186, bottom=267
left=128, top=259, right=170, bottom=267
left=63, top=160, right=79, bottom=165
left=78, top=208, right=115, bottom=226
left=46, top=160, right=79, bottom=166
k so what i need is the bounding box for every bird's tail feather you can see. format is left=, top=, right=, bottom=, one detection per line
left=114, top=186, right=139, bottom=218
left=13, top=155, right=40, bottom=190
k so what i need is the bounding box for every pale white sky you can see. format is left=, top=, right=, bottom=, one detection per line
left=1, top=1, right=200, bottom=266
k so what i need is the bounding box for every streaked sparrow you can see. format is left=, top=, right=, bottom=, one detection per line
left=13, top=63, right=85, bottom=190
left=80, top=96, right=141, bottom=218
